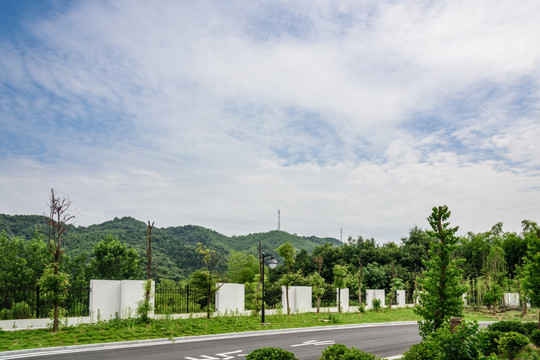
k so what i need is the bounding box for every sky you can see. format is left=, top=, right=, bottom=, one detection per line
left=1, top=0, right=540, bottom=243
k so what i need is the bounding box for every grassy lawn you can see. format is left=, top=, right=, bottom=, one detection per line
left=1, top=307, right=538, bottom=352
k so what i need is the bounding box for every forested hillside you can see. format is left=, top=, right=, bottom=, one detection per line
left=0, top=214, right=341, bottom=280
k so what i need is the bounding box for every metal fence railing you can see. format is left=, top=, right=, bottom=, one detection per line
left=154, top=284, right=214, bottom=314
left=0, top=285, right=89, bottom=320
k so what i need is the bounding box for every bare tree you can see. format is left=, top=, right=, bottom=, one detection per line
left=145, top=221, right=154, bottom=303
left=43, top=189, right=74, bottom=333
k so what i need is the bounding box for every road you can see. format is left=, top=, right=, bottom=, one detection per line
left=0, top=322, right=421, bottom=360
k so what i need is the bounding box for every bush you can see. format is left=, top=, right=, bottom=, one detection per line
left=320, top=344, right=348, bottom=360
left=247, top=347, right=297, bottom=360
left=320, top=344, right=378, bottom=360
left=357, top=302, right=366, bottom=313
left=372, top=299, right=382, bottom=312
left=403, top=321, right=487, bottom=360
left=0, top=308, right=11, bottom=320
left=488, top=321, right=537, bottom=336
left=402, top=342, right=436, bottom=360
left=530, top=329, right=540, bottom=347
left=498, top=332, right=530, bottom=360
left=485, top=331, right=504, bottom=356
left=11, top=302, right=31, bottom=319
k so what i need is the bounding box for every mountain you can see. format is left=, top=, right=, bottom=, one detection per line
left=0, top=214, right=342, bottom=280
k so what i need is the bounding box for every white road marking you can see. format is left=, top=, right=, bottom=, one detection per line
left=290, top=339, right=335, bottom=347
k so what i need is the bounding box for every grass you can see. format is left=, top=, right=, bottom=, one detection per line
left=0, top=307, right=538, bottom=353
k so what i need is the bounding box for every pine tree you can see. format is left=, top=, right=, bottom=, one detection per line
left=415, top=205, right=467, bottom=339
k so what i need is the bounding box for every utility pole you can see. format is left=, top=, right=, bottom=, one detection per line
left=278, top=210, right=281, bottom=231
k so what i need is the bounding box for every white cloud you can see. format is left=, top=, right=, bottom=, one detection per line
left=1, top=0, right=540, bottom=243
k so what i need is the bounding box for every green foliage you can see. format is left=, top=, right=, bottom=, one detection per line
left=488, top=321, right=538, bottom=336
left=521, top=223, right=540, bottom=327
left=402, top=342, right=437, bottom=360
left=483, top=283, right=503, bottom=310
left=136, top=280, right=153, bottom=323
left=246, top=347, right=298, bottom=360
left=224, top=250, right=259, bottom=283
left=37, top=264, right=70, bottom=304
left=89, top=236, right=142, bottom=280
left=362, top=262, right=386, bottom=289
left=405, top=321, right=488, bottom=360
left=372, top=299, right=382, bottom=312
left=320, top=344, right=378, bottom=360
left=415, top=206, right=467, bottom=339
left=11, top=301, right=31, bottom=319
left=498, top=332, right=530, bottom=360
left=530, top=329, right=540, bottom=347
left=485, top=331, right=504, bottom=355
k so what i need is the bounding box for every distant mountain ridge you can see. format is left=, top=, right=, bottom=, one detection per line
left=0, top=214, right=342, bottom=280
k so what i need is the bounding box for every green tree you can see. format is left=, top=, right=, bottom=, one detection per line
left=521, top=222, right=540, bottom=329
left=333, top=264, right=348, bottom=313
left=415, top=206, right=467, bottom=339
left=225, top=250, right=259, bottom=284
left=89, top=236, right=142, bottom=280
left=193, top=242, right=222, bottom=318
left=309, top=272, right=326, bottom=313
left=277, top=241, right=296, bottom=315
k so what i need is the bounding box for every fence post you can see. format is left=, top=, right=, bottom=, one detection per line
left=186, top=286, right=190, bottom=313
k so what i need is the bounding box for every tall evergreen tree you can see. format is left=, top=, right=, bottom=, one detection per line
left=415, top=205, right=467, bottom=339
left=521, top=222, right=540, bottom=329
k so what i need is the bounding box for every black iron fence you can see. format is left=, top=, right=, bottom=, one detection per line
left=154, top=284, right=215, bottom=314
left=0, top=285, right=89, bottom=320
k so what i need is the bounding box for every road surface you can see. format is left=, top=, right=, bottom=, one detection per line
left=0, top=322, right=421, bottom=360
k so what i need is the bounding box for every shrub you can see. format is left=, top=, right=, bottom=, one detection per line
left=488, top=321, right=536, bottom=336
left=320, top=344, right=349, bottom=360
left=320, top=344, right=378, bottom=360
left=0, top=309, right=10, bottom=320
left=247, top=347, right=297, bottom=360
left=402, top=342, right=436, bottom=360
left=498, top=332, right=530, bottom=360
left=432, top=321, right=487, bottom=360
left=11, top=302, right=31, bottom=319
left=357, top=302, right=366, bottom=313
left=485, top=331, right=504, bottom=356
left=530, top=329, right=540, bottom=347
left=372, top=299, right=382, bottom=312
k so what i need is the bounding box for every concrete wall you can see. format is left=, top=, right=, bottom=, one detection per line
left=89, top=279, right=154, bottom=321
left=336, top=288, right=349, bottom=312
left=366, top=289, right=385, bottom=309
left=282, top=286, right=312, bottom=313
left=396, top=290, right=406, bottom=307
left=504, top=293, right=519, bottom=307
left=215, top=283, right=244, bottom=314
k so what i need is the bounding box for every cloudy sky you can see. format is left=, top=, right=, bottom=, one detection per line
left=1, top=1, right=540, bottom=243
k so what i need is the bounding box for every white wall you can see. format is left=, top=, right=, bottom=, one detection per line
left=282, top=286, right=312, bottom=313
left=89, top=279, right=154, bottom=321
left=215, top=283, right=244, bottom=314
left=336, top=288, right=349, bottom=312
left=366, top=289, right=385, bottom=309
left=396, top=290, right=406, bottom=307
left=504, top=293, right=520, bottom=307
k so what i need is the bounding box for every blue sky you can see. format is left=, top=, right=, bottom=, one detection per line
left=1, top=0, right=540, bottom=243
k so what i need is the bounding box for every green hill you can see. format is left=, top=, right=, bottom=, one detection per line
left=0, top=214, right=341, bottom=280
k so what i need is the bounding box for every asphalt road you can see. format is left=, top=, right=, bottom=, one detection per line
left=1, top=322, right=421, bottom=360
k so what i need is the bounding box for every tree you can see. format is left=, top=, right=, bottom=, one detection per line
left=415, top=206, right=467, bottom=339
left=42, top=189, right=74, bottom=333
left=482, top=245, right=506, bottom=314
left=521, top=222, right=540, bottom=329
left=309, top=272, right=325, bottom=313
left=277, top=241, right=296, bottom=315
left=193, top=242, right=222, bottom=318
left=225, top=250, right=259, bottom=284
left=333, top=264, right=348, bottom=313
left=89, top=236, right=141, bottom=280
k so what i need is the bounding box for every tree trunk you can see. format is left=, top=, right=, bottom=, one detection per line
left=522, top=301, right=527, bottom=316
left=337, top=288, right=341, bottom=313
